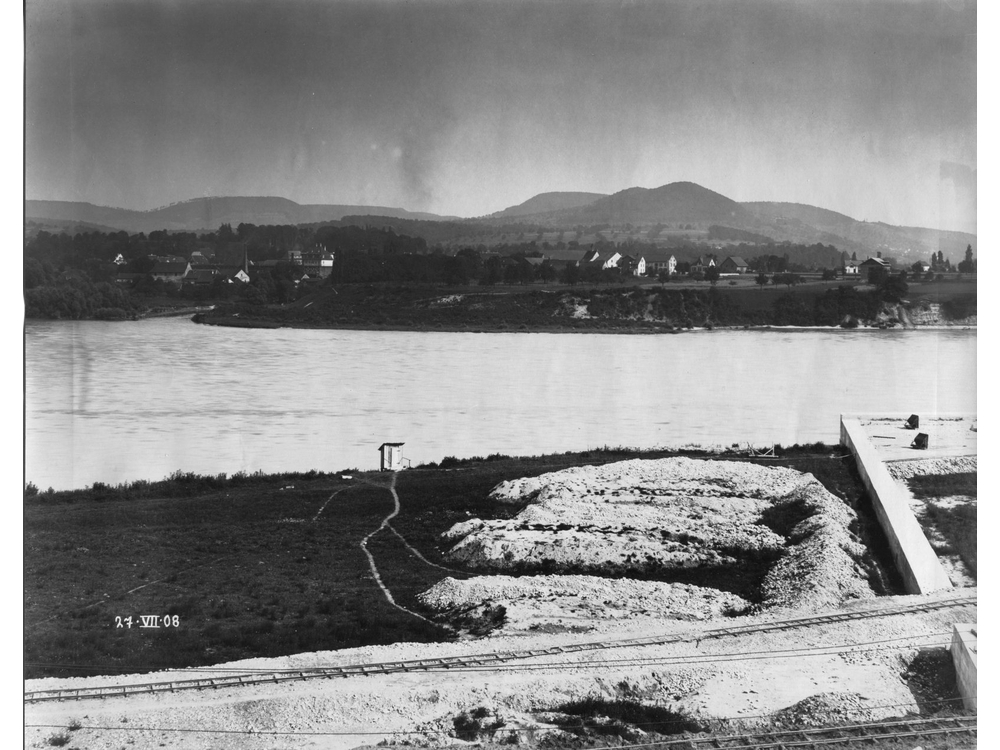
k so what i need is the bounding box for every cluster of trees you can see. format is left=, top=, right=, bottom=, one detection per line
left=957, top=245, right=976, bottom=274
left=24, top=259, right=144, bottom=319
left=909, top=246, right=975, bottom=275
left=327, top=249, right=479, bottom=285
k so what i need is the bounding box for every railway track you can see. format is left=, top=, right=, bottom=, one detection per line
left=24, top=592, right=975, bottom=704
left=643, top=714, right=976, bottom=749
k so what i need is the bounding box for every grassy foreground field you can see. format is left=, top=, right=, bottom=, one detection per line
left=24, top=446, right=900, bottom=680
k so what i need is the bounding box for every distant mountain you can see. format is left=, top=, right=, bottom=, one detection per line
left=567, top=182, right=754, bottom=225
left=742, top=202, right=977, bottom=261
left=25, top=197, right=455, bottom=234
left=26, top=184, right=977, bottom=263
left=25, top=216, right=123, bottom=237
left=479, top=183, right=975, bottom=261
left=490, top=182, right=756, bottom=227
left=487, top=191, right=606, bottom=219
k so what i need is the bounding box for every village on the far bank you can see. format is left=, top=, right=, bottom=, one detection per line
left=113, top=233, right=976, bottom=294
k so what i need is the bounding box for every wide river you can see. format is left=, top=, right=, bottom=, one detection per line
left=25, top=318, right=976, bottom=490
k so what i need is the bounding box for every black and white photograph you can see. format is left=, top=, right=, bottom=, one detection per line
left=23, top=1, right=979, bottom=748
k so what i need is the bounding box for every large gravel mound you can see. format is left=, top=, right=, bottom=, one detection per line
left=434, top=458, right=875, bottom=619
left=420, top=574, right=751, bottom=633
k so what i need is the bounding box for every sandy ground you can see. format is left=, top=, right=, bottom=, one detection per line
left=859, top=415, right=976, bottom=462
left=24, top=589, right=974, bottom=750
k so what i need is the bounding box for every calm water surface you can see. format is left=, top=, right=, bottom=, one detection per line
left=25, top=318, right=976, bottom=490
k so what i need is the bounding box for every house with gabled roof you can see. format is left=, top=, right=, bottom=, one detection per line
left=842, top=255, right=861, bottom=275
left=859, top=256, right=890, bottom=282
left=718, top=256, right=749, bottom=274
left=689, top=256, right=716, bottom=275
left=600, top=251, right=622, bottom=270
left=186, top=268, right=218, bottom=285
left=150, top=261, right=191, bottom=284
left=644, top=250, right=676, bottom=275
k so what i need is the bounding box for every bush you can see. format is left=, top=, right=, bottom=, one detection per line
left=554, top=697, right=703, bottom=737
left=941, top=294, right=976, bottom=321
left=453, top=707, right=504, bottom=740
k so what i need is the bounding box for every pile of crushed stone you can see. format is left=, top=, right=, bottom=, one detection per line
left=886, top=456, right=977, bottom=480
left=419, top=574, right=751, bottom=633
left=758, top=484, right=875, bottom=610
left=768, top=692, right=878, bottom=728
left=428, top=458, right=875, bottom=627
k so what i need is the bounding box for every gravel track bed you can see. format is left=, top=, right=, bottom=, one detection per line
left=25, top=590, right=975, bottom=750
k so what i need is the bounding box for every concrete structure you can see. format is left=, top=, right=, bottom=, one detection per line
left=840, top=416, right=953, bottom=595
left=950, top=623, right=977, bottom=710
left=378, top=442, right=405, bottom=472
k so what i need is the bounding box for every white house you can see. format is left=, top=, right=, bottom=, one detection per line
left=601, top=251, right=623, bottom=270
left=842, top=257, right=860, bottom=275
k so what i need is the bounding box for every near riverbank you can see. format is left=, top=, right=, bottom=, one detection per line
left=25, top=446, right=974, bottom=750
left=24, top=444, right=899, bottom=680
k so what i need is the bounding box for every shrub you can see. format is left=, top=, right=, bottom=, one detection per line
left=453, top=707, right=504, bottom=740
left=554, top=697, right=702, bottom=737
left=941, top=294, right=976, bottom=321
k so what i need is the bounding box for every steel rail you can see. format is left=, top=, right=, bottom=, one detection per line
left=24, top=593, right=975, bottom=704
left=645, top=714, right=976, bottom=749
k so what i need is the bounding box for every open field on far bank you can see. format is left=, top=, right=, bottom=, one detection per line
left=23, top=445, right=902, bottom=680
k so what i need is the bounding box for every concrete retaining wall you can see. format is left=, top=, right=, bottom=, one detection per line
left=950, top=623, right=977, bottom=711
left=840, top=417, right=952, bottom=594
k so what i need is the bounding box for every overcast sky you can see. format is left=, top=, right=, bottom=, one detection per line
left=25, top=0, right=976, bottom=232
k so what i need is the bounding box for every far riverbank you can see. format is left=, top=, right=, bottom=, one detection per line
left=191, top=281, right=976, bottom=333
